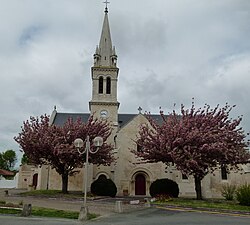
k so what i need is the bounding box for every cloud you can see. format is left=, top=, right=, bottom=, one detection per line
left=0, top=0, right=250, bottom=164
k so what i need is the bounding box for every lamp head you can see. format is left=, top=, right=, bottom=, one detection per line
left=74, top=138, right=84, bottom=148
left=93, top=136, right=103, bottom=147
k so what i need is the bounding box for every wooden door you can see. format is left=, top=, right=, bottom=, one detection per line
left=135, top=174, right=146, bottom=195
left=32, top=173, right=38, bottom=189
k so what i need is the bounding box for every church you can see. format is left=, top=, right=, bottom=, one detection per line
left=18, top=5, right=250, bottom=198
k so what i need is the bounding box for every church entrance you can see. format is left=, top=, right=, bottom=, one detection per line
left=32, top=173, right=38, bottom=189
left=135, top=174, right=146, bottom=195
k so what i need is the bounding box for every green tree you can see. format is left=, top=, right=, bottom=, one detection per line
left=0, top=153, right=7, bottom=169
left=0, top=150, right=17, bottom=170
left=21, top=154, right=30, bottom=165
left=2, top=150, right=17, bottom=170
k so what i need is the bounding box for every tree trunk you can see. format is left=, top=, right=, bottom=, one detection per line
left=194, top=175, right=202, bottom=200
left=61, top=172, right=68, bottom=194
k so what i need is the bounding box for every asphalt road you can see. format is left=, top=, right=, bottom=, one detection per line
left=85, top=208, right=250, bottom=225
left=0, top=215, right=82, bottom=225
left=2, top=208, right=249, bottom=225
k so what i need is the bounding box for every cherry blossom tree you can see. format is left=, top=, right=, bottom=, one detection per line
left=15, top=114, right=113, bottom=193
left=136, top=103, right=250, bottom=200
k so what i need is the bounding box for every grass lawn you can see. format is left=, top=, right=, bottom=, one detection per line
left=0, top=203, right=98, bottom=220
left=0, top=208, right=21, bottom=215
left=32, top=207, right=98, bottom=220
left=31, top=207, right=80, bottom=219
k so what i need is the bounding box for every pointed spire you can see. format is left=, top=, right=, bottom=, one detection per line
left=99, top=9, right=112, bottom=66
left=94, top=2, right=117, bottom=67
left=112, top=46, right=116, bottom=55
left=95, top=45, right=99, bottom=54
left=49, top=105, right=57, bottom=125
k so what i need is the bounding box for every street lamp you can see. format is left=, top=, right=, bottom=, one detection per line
left=74, top=135, right=103, bottom=221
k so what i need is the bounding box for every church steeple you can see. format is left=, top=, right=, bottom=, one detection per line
left=94, top=3, right=117, bottom=67
left=90, top=3, right=120, bottom=123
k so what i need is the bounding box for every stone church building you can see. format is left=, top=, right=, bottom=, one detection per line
left=18, top=6, right=250, bottom=198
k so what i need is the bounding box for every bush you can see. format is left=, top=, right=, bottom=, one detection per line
left=150, top=178, right=179, bottom=198
left=221, top=184, right=237, bottom=200
left=236, top=183, right=250, bottom=206
left=0, top=200, right=6, bottom=205
left=155, top=194, right=173, bottom=203
left=91, top=177, right=117, bottom=197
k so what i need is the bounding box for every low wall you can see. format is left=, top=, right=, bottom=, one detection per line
left=0, top=174, right=18, bottom=189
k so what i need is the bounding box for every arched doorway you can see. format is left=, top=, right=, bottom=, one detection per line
left=32, top=173, right=38, bottom=189
left=98, top=174, right=107, bottom=181
left=135, top=174, right=146, bottom=195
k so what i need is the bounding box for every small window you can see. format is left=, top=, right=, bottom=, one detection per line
left=182, top=174, right=188, bottom=180
left=98, top=77, right=103, bottom=94
left=114, top=135, right=117, bottom=149
left=221, top=167, right=228, bottom=180
left=137, top=144, right=143, bottom=152
left=106, top=77, right=111, bottom=94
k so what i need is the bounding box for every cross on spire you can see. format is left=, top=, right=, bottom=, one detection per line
left=103, top=0, right=110, bottom=13
left=138, top=106, right=142, bottom=114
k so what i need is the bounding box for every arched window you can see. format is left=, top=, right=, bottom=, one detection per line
left=98, top=76, right=103, bottom=94
left=114, top=135, right=117, bottom=149
left=106, top=77, right=111, bottom=94
left=32, top=173, right=38, bottom=189
left=221, top=166, right=228, bottom=180
left=182, top=174, right=188, bottom=180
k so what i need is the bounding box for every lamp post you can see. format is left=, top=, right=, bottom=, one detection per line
left=74, top=135, right=103, bottom=221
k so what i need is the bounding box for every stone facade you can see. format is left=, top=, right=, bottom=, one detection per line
left=18, top=7, right=250, bottom=198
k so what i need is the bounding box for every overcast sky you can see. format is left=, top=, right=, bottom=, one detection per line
left=0, top=0, right=250, bottom=164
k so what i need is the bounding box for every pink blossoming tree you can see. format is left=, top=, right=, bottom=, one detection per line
left=15, top=114, right=113, bottom=193
left=136, top=103, right=250, bottom=199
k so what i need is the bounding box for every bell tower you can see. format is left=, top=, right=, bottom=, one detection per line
left=89, top=4, right=119, bottom=126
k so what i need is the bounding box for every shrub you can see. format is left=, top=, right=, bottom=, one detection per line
left=150, top=178, right=179, bottom=198
left=0, top=200, right=6, bottom=205
left=91, top=178, right=117, bottom=197
left=19, top=200, right=23, bottom=206
left=221, top=184, right=237, bottom=200
left=155, top=194, right=173, bottom=203
left=236, top=183, right=250, bottom=206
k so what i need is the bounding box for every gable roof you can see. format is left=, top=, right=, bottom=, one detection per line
left=118, top=114, right=137, bottom=127
left=0, top=169, right=15, bottom=176
left=52, top=112, right=163, bottom=128
left=53, top=113, right=90, bottom=126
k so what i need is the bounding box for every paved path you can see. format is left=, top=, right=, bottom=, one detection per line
left=1, top=195, right=117, bottom=216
